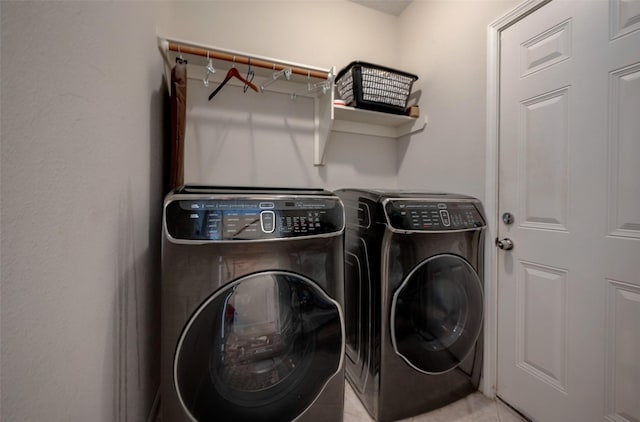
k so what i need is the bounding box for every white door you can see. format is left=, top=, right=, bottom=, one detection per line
left=497, top=0, right=640, bottom=420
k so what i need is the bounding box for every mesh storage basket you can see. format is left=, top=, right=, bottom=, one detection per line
left=335, top=61, right=418, bottom=115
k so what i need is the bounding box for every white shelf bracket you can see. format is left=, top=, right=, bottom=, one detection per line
left=314, top=68, right=336, bottom=166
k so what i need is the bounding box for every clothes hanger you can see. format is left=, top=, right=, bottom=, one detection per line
left=203, top=51, right=216, bottom=87
left=208, top=56, right=259, bottom=101
left=176, top=46, right=187, bottom=65
left=291, top=72, right=330, bottom=100
left=260, top=65, right=292, bottom=93
left=243, top=58, right=255, bottom=93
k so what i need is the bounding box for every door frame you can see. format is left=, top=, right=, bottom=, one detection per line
left=483, top=0, right=552, bottom=398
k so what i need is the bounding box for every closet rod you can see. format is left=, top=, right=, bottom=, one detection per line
left=167, top=42, right=330, bottom=80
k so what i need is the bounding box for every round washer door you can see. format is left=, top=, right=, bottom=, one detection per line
left=391, top=254, right=483, bottom=374
left=174, top=271, right=344, bottom=422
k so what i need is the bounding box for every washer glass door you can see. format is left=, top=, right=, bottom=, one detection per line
left=174, top=271, right=343, bottom=421
left=391, top=254, right=483, bottom=374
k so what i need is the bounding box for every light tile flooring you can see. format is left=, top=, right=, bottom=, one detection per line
left=155, top=382, right=527, bottom=421
left=343, top=382, right=526, bottom=422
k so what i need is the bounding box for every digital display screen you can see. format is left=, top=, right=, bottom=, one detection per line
left=165, top=198, right=343, bottom=241
left=385, top=201, right=485, bottom=231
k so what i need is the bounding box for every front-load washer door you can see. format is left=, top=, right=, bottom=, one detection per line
left=174, top=271, right=344, bottom=422
left=390, top=254, right=483, bottom=374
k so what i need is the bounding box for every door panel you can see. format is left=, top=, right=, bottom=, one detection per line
left=610, top=0, right=640, bottom=39
left=605, top=280, right=640, bottom=420
left=608, top=64, right=640, bottom=239
left=497, top=1, right=640, bottom=420
left=520, top=18, right=571, bottom=77
left=519, top=87, right=569, bottom=231
left=517, top=261, right=568, bottom=393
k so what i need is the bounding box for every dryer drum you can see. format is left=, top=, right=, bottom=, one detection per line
left=210, top=275, right=314, bottom=403
left=174, top=271, right=342, bottom=422
left=391, top=254, right=484, bottom=375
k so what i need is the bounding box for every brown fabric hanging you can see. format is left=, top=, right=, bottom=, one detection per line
left=169, top=59, right=187, bottom=190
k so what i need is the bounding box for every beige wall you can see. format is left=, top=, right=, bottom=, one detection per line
left=163, top=1, right=401, bottom=72
left=1, top=2, right=169, bottom=420
left=397, top=0, right=518, bottom=200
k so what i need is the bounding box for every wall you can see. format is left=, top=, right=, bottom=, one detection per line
left=397, top=0, right=518, bottom=200
left=165, top=0, right=404, bottom=191
left=0, top=2, right=169, bottom=421
left=165, top=1, right=401, bottom=82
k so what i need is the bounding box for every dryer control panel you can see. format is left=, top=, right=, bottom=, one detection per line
left=165, top=197, right=344, bottom=241
left=384, top=200, right=485, bottom=231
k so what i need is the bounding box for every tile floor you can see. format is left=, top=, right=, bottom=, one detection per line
left=155, top=382, right=526, bottom=421
left=343, top=382, right=526, bottom=422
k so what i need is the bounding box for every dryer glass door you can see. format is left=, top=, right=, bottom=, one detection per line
left=174, top=271, right=343, bottom=421
left=391, top=254, right=483, bottom=374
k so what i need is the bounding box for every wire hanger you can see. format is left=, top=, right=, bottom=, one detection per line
left=291, top=78, right=331, bottom=100
left=208, top=56, right=259, bottom=101
left=260, top=66, right=292, bottom=92
left=203, top=51, right=216, bottom=87
left=291, top=82, right=331, bottom=100
left=243, top=58, right=255, bottom=93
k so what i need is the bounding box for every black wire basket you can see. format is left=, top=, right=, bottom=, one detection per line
left=335, top=61, right=418, bottom=115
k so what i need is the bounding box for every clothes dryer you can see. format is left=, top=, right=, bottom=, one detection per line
left=336, top=189, right=486, bottom=422
left=161, top=185, right=345, bottom=422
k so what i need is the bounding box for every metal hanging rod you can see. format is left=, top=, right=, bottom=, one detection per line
left=159, top=37, right=330, bottom=80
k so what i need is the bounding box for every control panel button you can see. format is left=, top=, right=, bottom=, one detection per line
left=440, top=210, right=451, bottom=227
left=260, top=210, right=275, bottom=233
left=259, top=202, right=275, bottom=209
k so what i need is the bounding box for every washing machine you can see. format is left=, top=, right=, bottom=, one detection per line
left=161, top=185, right=346, bottom=422
left=335, top=189, right=486, bottom=422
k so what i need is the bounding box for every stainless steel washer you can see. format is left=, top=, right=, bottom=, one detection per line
left=161, top=186, right=345, bottom=422
left=336, top=189, right=486, bottom=421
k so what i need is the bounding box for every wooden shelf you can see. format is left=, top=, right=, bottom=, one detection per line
left=332, top=105, right=426, bottom=138
left=312, top=89, right=427, bottom=165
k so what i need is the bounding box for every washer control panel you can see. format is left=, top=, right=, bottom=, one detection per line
left=165, top=197, right=344, bottom=241
left=384, top=200, right=485, bottom=231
